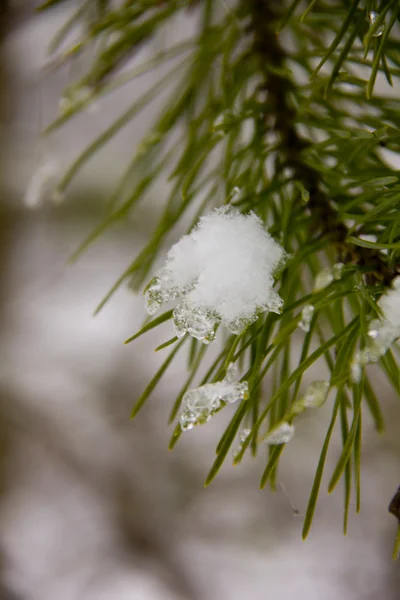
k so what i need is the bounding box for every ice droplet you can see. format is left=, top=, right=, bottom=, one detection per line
left=240, top=428, right=252, bottom=443
left=232, top=428, right=252, bottom=459
left=24, top=160, right=60, bottom=209
left=350, top=319, right=398, bottom=383
left=333, top=262, right=345, bottom=280
left=301, top=380, right=330, bottom=409
left=144, top=276, right=166, bottom=316
left=212, top=110, right=236, bottom=134
left=179, top=373, right=249, bottom=431
left=313, top=267, right=334, bottom=292
left=369, top=11, right=385, bottom=37
left=229, top=186, right=243, bottom=203
left=350, top=360, right=362, bottom=384
left=136, top=131, right=162, bottom=158
left=264, top=422, right=294, bottom=445
left=173, top=301, right=218, bottom=344
left=290, top=380, right=330, bottom=416
left=350, top=277, right=400, bottom=383
left=225, top=362, right=238, bottom=383
left=58, top=86, right=96, bottom=117
left=298, top=304, right=314, bottom=332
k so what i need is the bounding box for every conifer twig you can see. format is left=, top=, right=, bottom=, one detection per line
left=249, top=0, right=398, bottom=285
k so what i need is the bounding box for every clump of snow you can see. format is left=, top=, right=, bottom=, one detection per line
left=351, top=277, right=400, bottom=382
left=378, top=277, right=400, bottom=330
left=179, top=363, right=248, bottom=431
left=144, top=206, right=285, bottom=343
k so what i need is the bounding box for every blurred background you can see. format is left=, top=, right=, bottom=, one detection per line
left=0, top=2, right=400, bottom=599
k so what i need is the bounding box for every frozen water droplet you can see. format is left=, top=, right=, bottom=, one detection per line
left=240, top=428, right=252, bottom=443
left=290, top=380, right=329, bottom=415
left=225, top=362, right=238, bottom=383
left=264, top=422, right=294, bottom=445
left=24, top=159, right=60, bottom=209
left=212, top=109, right=236, bottom=134
left=350, top=360, right=362, bottom=384
left=301, top=380, right=329, bottom=409
left=136, top=131, right=162, bottom=158
left=144, top=276, right=165, bottom=316
left=226, top=313, right=259, bottom=335
left=314, top=267, right=334, bottom=292
left=229, top=186, right=243, bottom=203
left=298, top=304, right=314, bottom=332
left=264, top=291, right=284, bottom=314
left=179, top=374, right=248, bottom=431
left=350, top=318, right=396, bottom=382
left=333, top=262, right=345, bottom=280
left=58, top=86, right=95, bottom=117
left=180, top=387, right=221, bottom=431
left=367, top=318, right=381, bottom=339
left=232, top=427, right=252, bottom=459
left=173, top=301, right=218, bottom=344
left=369, top=11, right=385, bottom=37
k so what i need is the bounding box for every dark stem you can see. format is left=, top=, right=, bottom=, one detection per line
left=248, top=0, right=398, bottom=286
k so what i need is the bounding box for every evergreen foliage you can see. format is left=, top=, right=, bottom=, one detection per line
left=38, top=0, right=400, bottom=543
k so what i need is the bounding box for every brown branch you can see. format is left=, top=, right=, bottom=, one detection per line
left=248, top=0, right=398, bottom=286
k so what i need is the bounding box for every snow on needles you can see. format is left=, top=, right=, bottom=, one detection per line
left=351, top=277, right=400, bottom=382
left=144, top=206, right=286, bottom=343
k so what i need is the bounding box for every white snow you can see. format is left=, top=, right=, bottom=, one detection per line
left=145, top=206, right=285, bottom=342
left=378, top=276, right=400, bottom=329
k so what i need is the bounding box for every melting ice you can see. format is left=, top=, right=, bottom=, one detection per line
left=180, top=363, right=248, bottom=431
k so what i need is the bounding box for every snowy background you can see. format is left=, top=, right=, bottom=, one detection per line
left=1, top=2, right=400, bottom=599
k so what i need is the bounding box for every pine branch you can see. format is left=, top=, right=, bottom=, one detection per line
left=33, top=0, right=400, bottom=545
left=249, top=0, right=398, bottom=285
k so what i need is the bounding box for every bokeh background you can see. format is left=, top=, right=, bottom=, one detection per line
left=1, top=2, right=400, bottom=599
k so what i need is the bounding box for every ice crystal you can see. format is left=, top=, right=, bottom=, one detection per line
left=145, top=207, right=285, bottom=342
left=298, top=304, right=314, bottom=332
left=313, top=267, right=334, bottom=292
left=264, top=422, right=294, bottom=445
